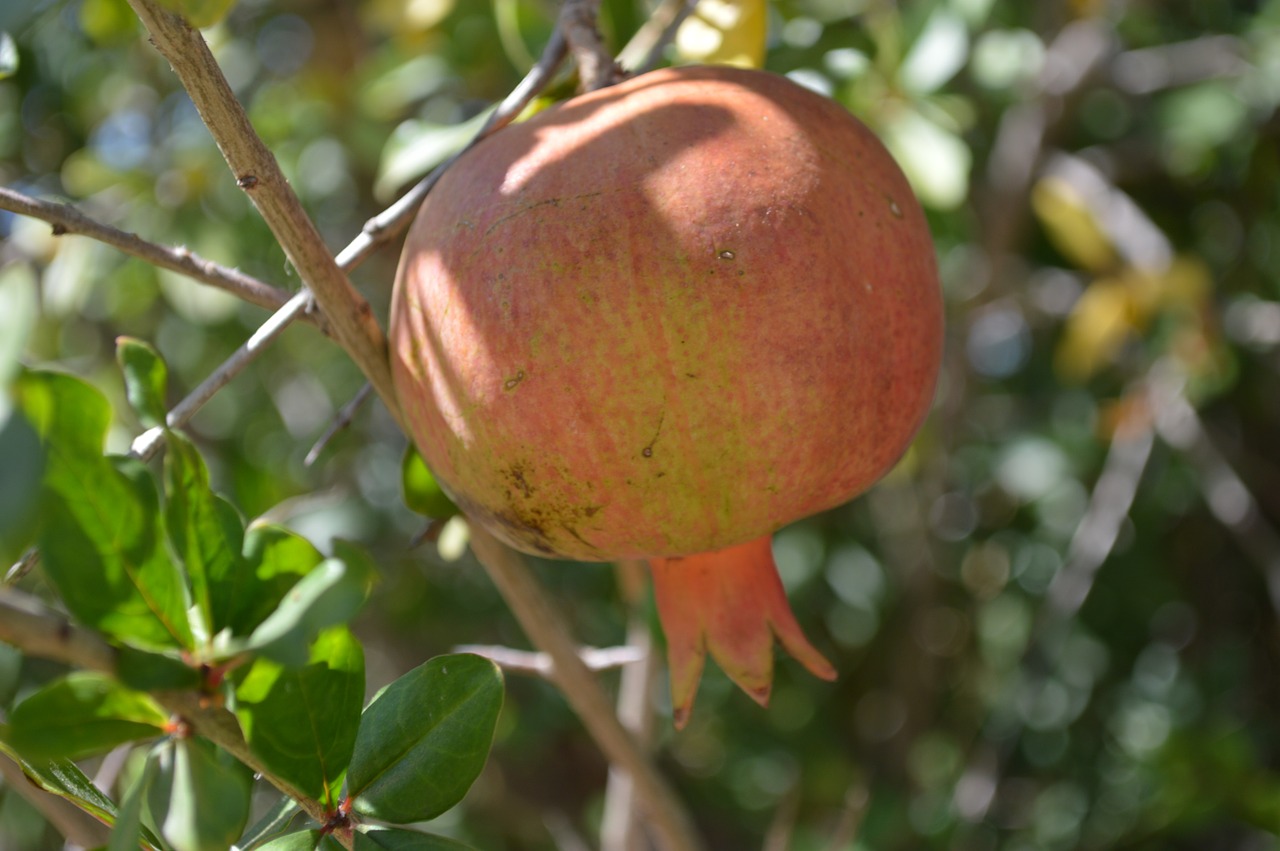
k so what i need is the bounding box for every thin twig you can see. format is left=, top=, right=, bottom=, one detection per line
left=0, top=586, right=333, bottom=828
left=468, top=527, right=704, bottom=851
left=601, top=561, right=659, bottom=851
left=616, top=0, right=697, bottom=73
left=1151, top=364, right=1280, bottom=609
left=333, top=29, right=569, bottom=273
left=124, top=0, right=402, bottom=431
left=305, top=383, right=373, bottom=467
left=130, top=290, right=314, bottom=462
left=1045, top=397, right=1156, bottom=622
left=454, top=643, right=645, bottom=677
left=0, top=186, right=328, bottom=335
left=560, top=0, right=622, bottom=91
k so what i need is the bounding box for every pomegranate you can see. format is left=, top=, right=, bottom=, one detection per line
left=391, top=65, right=942, bottom=725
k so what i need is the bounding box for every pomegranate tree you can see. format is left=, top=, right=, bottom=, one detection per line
left=391, top=65, right=943, bottom=725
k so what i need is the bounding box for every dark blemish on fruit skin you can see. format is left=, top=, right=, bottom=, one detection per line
left=506, top=463, right=533, bottom=498
left=504, top=370, right=525, bottom=390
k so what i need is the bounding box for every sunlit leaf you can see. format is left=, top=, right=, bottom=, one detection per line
left=898, top=8, right=970, bottom=94
left=148, top=738, right=252, bottom=851
left=0, top=32, right=17, bottom=80
left=116, top=336, right=168, bottom=429
left=347, top=654, right=503, bottom=824
left=235, top=627, right=365, bottom=808
left=5, top=672, right=168, bottom=761
left=880, top=106, right=972, bottom=211
left=676, top=0, right=766, bottom=68
left=165, top=430, right=246, bottom=641
left=375, top=108, right=494, bottom=201
left=18, top=371, right=194, bottom=649
left=219, top=523, right=324, bottom=638
left=0, top=262, right=37, bottom=384
left=240, top=556, right=374, bottom=668
left=1032, top=176, right=1119, bottom=274
left=402, top=444, right=459, bottom=519
left=1054, top=276, right=1136, bottom=381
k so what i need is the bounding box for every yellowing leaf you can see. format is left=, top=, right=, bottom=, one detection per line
left=1032, top=176, right=1118, bottom=274
left=1054, top=278, right=1135, bottom=381
left=676, top=0, right=767, bottom=69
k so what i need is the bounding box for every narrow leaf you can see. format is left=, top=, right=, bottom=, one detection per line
left=116, top=337, right=169, bottom=428
left=148, top=738, right=252, bottom=851
left=0, top=742, right=117, bottom=824
left=237, top=796, right=303, bottom=851
left=234, top=627, right=364, bottom=808
left=241, top=557, right=374, bottom=668
left=6, top=672, right=167, bottom=761
left=220, top=522, right=324, bottom=637
left=347, top=654, right=503, bottom=824
left=108, top=744, right=161, bottom=851
left=165, top=430, right=245, bottom=639
left=19, top=371, right=193, bottom=649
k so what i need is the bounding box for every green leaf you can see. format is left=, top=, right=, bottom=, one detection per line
left=0, top=32, right=17, bottom=80
left=165, top=430, right=245, bottom=640
left=116, top=337, right=168, bottom=428
left=116, top=646, right=203, bottom=692
left=5, top=672, right=168, bottom=761
left=18, top=371, right=194, bottom=649
left=148, top=738, right=252, bottom=851
left=0, top=401, right=43, bottom=559
left=237, top=796, right=303, bottom=850
left=374, top=108, right=494, bottom=201
left=359, top=827, right=479, bottom=850
left=346, top=654, right=503, bottom=824
left=401, top=445, right=459, bottom=519
left=241, top=557, right=374, bottom=668
left=0, top=743, right=118, bottom=825
left=257, top=830, right=323, bottom=851
left=221, top=523, right=324, bottom=637
left=234, top=627, right=364, bottom=808
left=108, top=744, right=161, bottom=851
left=0, top=262, right=37, bottom=384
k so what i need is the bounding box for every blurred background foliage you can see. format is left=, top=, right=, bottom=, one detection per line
left=3, top=0, right=1280, bottom=849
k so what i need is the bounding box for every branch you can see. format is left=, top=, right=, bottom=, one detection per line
left=334, top=28, right=570, bottom=272
left=468, top=528, right=703, bottom=851
left=0, top=186, right=329, bottom=336
left=560, top=0, right=622, bottom=91
left=0, top=586, right=335, bottom=830
left=130, top=290, right=313, bottom=461
left=454, top=643, right=645, bottom=677
left=616, top=0, right=697, bottom=73
left=123, top=0, right=402, bottom=433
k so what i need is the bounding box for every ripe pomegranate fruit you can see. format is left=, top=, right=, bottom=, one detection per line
left=391, top=65, right=943, bottom=726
